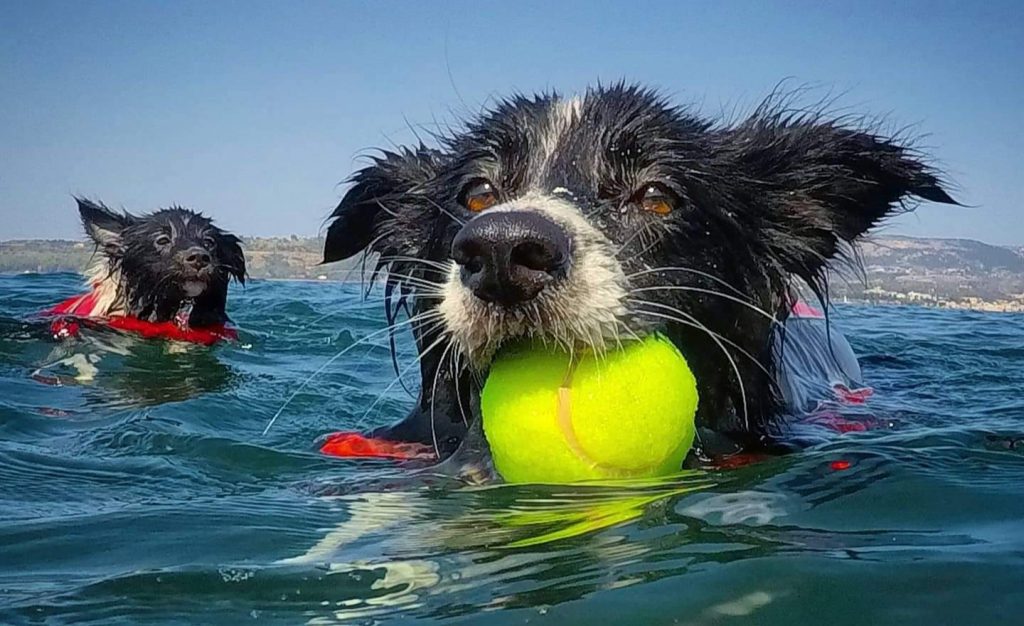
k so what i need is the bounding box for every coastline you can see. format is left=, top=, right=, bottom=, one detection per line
left=5, top=234, right=1024, bottom=314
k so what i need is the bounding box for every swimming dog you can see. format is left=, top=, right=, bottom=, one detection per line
left=320, top=84, right=955, bottom=464
left=48, top=198, right=245, bottom=344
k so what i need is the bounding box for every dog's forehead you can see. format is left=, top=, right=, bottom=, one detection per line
left=465, top=87, right=697, bottom=191
left=144, top=208, right=214, bottom=237
left=480, top=91, right=668, bottom=147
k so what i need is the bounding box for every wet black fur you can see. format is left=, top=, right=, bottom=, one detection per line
left=322, top=84, right=956, bottom=458
left=77, top=198, right=246, bottom=327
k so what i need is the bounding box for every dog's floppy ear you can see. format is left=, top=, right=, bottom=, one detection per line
left=723, top=110, right=958, bottom=280
left=77, top=197, right=134, bottom=255
left=323, top=146, right=443, bottom=263
left=218, top=232, right=247, bottom=284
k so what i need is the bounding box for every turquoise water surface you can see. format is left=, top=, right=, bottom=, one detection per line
left=2, top=273, right=1023, bottom=624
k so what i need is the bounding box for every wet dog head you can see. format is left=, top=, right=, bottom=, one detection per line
left=78, top=198, right=246, bottom=326
left=324, top=85, right=954, bottom=439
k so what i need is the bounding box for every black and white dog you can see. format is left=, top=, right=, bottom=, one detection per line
left=34, top=199, right=244, bottom=388
left=52, top=198, right=246, bottom=332
left=322, top=84, right=955, bottom=465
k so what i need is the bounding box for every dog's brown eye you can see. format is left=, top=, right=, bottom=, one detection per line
left=155, top=234, right=171, bottom=246
left=638, top=184, right=674, bottom=216
left=462, top=181, right=499, bottom=213
left=203, top=236, right=216, bottom=249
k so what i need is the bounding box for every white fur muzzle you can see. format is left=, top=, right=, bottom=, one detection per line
left=438, top=192, right=627, bottom=367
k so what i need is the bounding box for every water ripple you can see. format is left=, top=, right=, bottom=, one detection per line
left=2, top=274, right=1024, bottom=624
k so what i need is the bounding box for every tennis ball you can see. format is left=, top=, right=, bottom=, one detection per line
left=481, top=335, right=698, bottom=483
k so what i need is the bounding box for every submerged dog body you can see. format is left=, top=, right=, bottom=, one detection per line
left=55, top=198, right=246, bottom=330
left=323, top=85, right=955, bottom=460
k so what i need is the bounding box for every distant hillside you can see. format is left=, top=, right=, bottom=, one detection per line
left=858, top=237, right=1024, bottom=272
left=830, top=236, right=1024, bottom=302
left=3, top=234, right=1024, bottom=308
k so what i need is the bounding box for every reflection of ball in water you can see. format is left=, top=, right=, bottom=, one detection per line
left=481, top=335, right=699, bottom=483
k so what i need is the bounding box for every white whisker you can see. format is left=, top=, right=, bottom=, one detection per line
left=422, top=196, right=467, bottom=227
left=630, top=285, right=777, bottom=322
left=625, top=266, right=749, bottom=300
left=632, top=306, right=750, bottom=431
left=452, top=348, right=470, bottom=426
left=262, top=310, right=442, bottom=435
left=377, top=256, right=452, bottom=272
left=627, top=298, right=774, bottom=379
left=354, top=327, right=450, bottom=429
left=614, top=220, right=655, bottom=257
left=429, top=340, right=456, bottom=457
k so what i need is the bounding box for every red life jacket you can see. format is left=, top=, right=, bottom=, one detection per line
left=45, top=290, right=237, bottom=346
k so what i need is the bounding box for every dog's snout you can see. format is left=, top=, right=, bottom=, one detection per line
left=451, top=211, right=571, bottom=305
left=182, top=247, right=212, bottom=270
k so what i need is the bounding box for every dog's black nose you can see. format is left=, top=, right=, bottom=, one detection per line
left=182, top=247, right=212, bottom=270
left=451, top=211, right=572, bottom=305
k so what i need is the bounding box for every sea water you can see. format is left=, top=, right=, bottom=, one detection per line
left=2, top=273, right=1023, bottom=624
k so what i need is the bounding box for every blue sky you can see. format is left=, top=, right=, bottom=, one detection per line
left=1, top=1, right=1021, bottom=244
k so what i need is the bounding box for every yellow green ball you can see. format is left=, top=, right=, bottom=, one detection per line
left=481, top=334, right=699, bottom=484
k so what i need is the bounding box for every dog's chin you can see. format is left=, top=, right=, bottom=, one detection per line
left=182, top=280, right=207, bottom=298
left=441, top=286, right=628, bottom=370
left=441, top=268, right=628, bottom=369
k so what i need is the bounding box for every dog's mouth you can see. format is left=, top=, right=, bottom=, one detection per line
left=182, top=280, right=207, bottom=298
left=178, top=262, right=218, bottom=297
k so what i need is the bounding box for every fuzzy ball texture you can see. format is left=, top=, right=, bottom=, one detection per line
left=482, top=334, right=698, bottom=483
